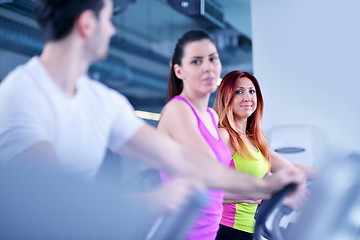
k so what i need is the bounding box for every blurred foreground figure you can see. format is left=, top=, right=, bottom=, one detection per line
left=0, top=165, right=153, bottom=239
left=288, top=153, right=360, bottom=240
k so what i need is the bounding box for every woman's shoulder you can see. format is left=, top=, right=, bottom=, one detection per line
left=207, top=107, right=216, bottom=114
left=218, top=127, right=230, bottom=141
left=207, top=107, right=219, bottom=122
left=161, top=98, right=194, bottom=116
left=157, top=98, right=201, bottom=135
left=218, top=127, right=236, bottom=155
left=159, top=98, right=197, bottom=128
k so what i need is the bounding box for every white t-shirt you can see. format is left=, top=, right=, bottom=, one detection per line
left=0, top=57, right=144, bottom=180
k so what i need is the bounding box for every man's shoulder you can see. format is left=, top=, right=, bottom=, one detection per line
left=0, top=58, right=52, bottom=110
left=1, top=57, right=39, bottom=87
left=84, top=77, right=112, bottom=92
left=82, top=77, right=128, bottom=102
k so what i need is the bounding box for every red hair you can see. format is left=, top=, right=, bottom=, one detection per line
left=214, top=71, right=270, bottom=163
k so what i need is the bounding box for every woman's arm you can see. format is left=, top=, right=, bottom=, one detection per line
left=157, top=100, right=219, bottom=162
left=118, top=100, right=306, bottom=199
left=223, top=191, right=262, bottom=204
left=218, top=127, right=236, bottom=156
left=269, top=149, right=318, bottom=180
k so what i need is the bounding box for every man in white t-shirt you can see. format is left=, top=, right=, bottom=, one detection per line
left=0, top=0, right=305, bottom=212
left=0, top=56, right=143, bottom=181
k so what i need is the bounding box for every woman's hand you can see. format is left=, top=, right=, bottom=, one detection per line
left=147, top=177, right=207, bottom=213
left=263, top=167, right=307, bottom=202
left=282, top=183, right=309, bottom=211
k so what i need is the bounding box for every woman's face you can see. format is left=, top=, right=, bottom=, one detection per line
left=174, top=39, right=222, bottom=95
left=232, top=77, right=257, bottom=120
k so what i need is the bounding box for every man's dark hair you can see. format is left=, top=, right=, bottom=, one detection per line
left=35, top=0, right=104, bottom=42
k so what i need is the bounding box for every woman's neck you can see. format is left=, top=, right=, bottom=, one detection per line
left=235, top=118, right=248, bottom=135
left=180, top=91, right=210, bottom=113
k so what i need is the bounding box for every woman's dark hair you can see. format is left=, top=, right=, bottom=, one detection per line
left=35, top=0, right=104, bottom=42
left=167, top=30, right=217, bottom=100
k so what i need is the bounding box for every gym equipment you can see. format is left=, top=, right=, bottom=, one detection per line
left=288, top=153, right=360, bottom=240
left=254, top=152, right=360, bottom=240
left=0, top=164, right=207, bottom=240
left=267, top=124, right=328, bottom=168
left=254, top=183, right=297, bottom=240
left=146, top=190, right=208, bottom=240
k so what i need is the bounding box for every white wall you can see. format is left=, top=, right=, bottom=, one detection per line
left=251, top=0, right=360, bottom=164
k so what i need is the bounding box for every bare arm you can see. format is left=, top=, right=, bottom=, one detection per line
left=129, top=177, right=206, bottom=213
left=9, top=141, right=59, bottom=167
left=118, top=103, right=304, bottom=199
left=269, top=149, right=317, bottom=180
left=216, top=128, right=308, bottom=206
left=119, top=124, right=276, bottom=198
left=223, top=191, right=261, bottom=204
left=293, top=163, right=318, bottom=179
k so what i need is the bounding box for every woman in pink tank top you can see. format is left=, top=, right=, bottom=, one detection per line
left=157, top=30, right=232, bottom=240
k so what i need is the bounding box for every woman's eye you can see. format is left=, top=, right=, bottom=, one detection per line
left=235, top=90, right=243, bottom=94
left=192, top=60, right=201, bottom=65
left=210, top=57, right=218, bottom=62
left=250, top=89, right=256, bottom=94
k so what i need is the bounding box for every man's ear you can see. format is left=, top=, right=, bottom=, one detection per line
left=173, top=64, right=184, bottom=80
left=76, top=10, right=96, bottom=38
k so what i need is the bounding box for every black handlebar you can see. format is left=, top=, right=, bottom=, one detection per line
left=254, top=183, right=297, bottom=240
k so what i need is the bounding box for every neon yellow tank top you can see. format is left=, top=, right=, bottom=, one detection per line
left=220, top=138, right=269, bottom=233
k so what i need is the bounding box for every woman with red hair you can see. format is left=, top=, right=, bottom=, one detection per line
left=157, top=30, right=309, bottom=239
left=214, top=71, right=315, bottom=240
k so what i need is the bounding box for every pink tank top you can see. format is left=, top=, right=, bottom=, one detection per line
left=161, top=95, right=232, bottom=240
